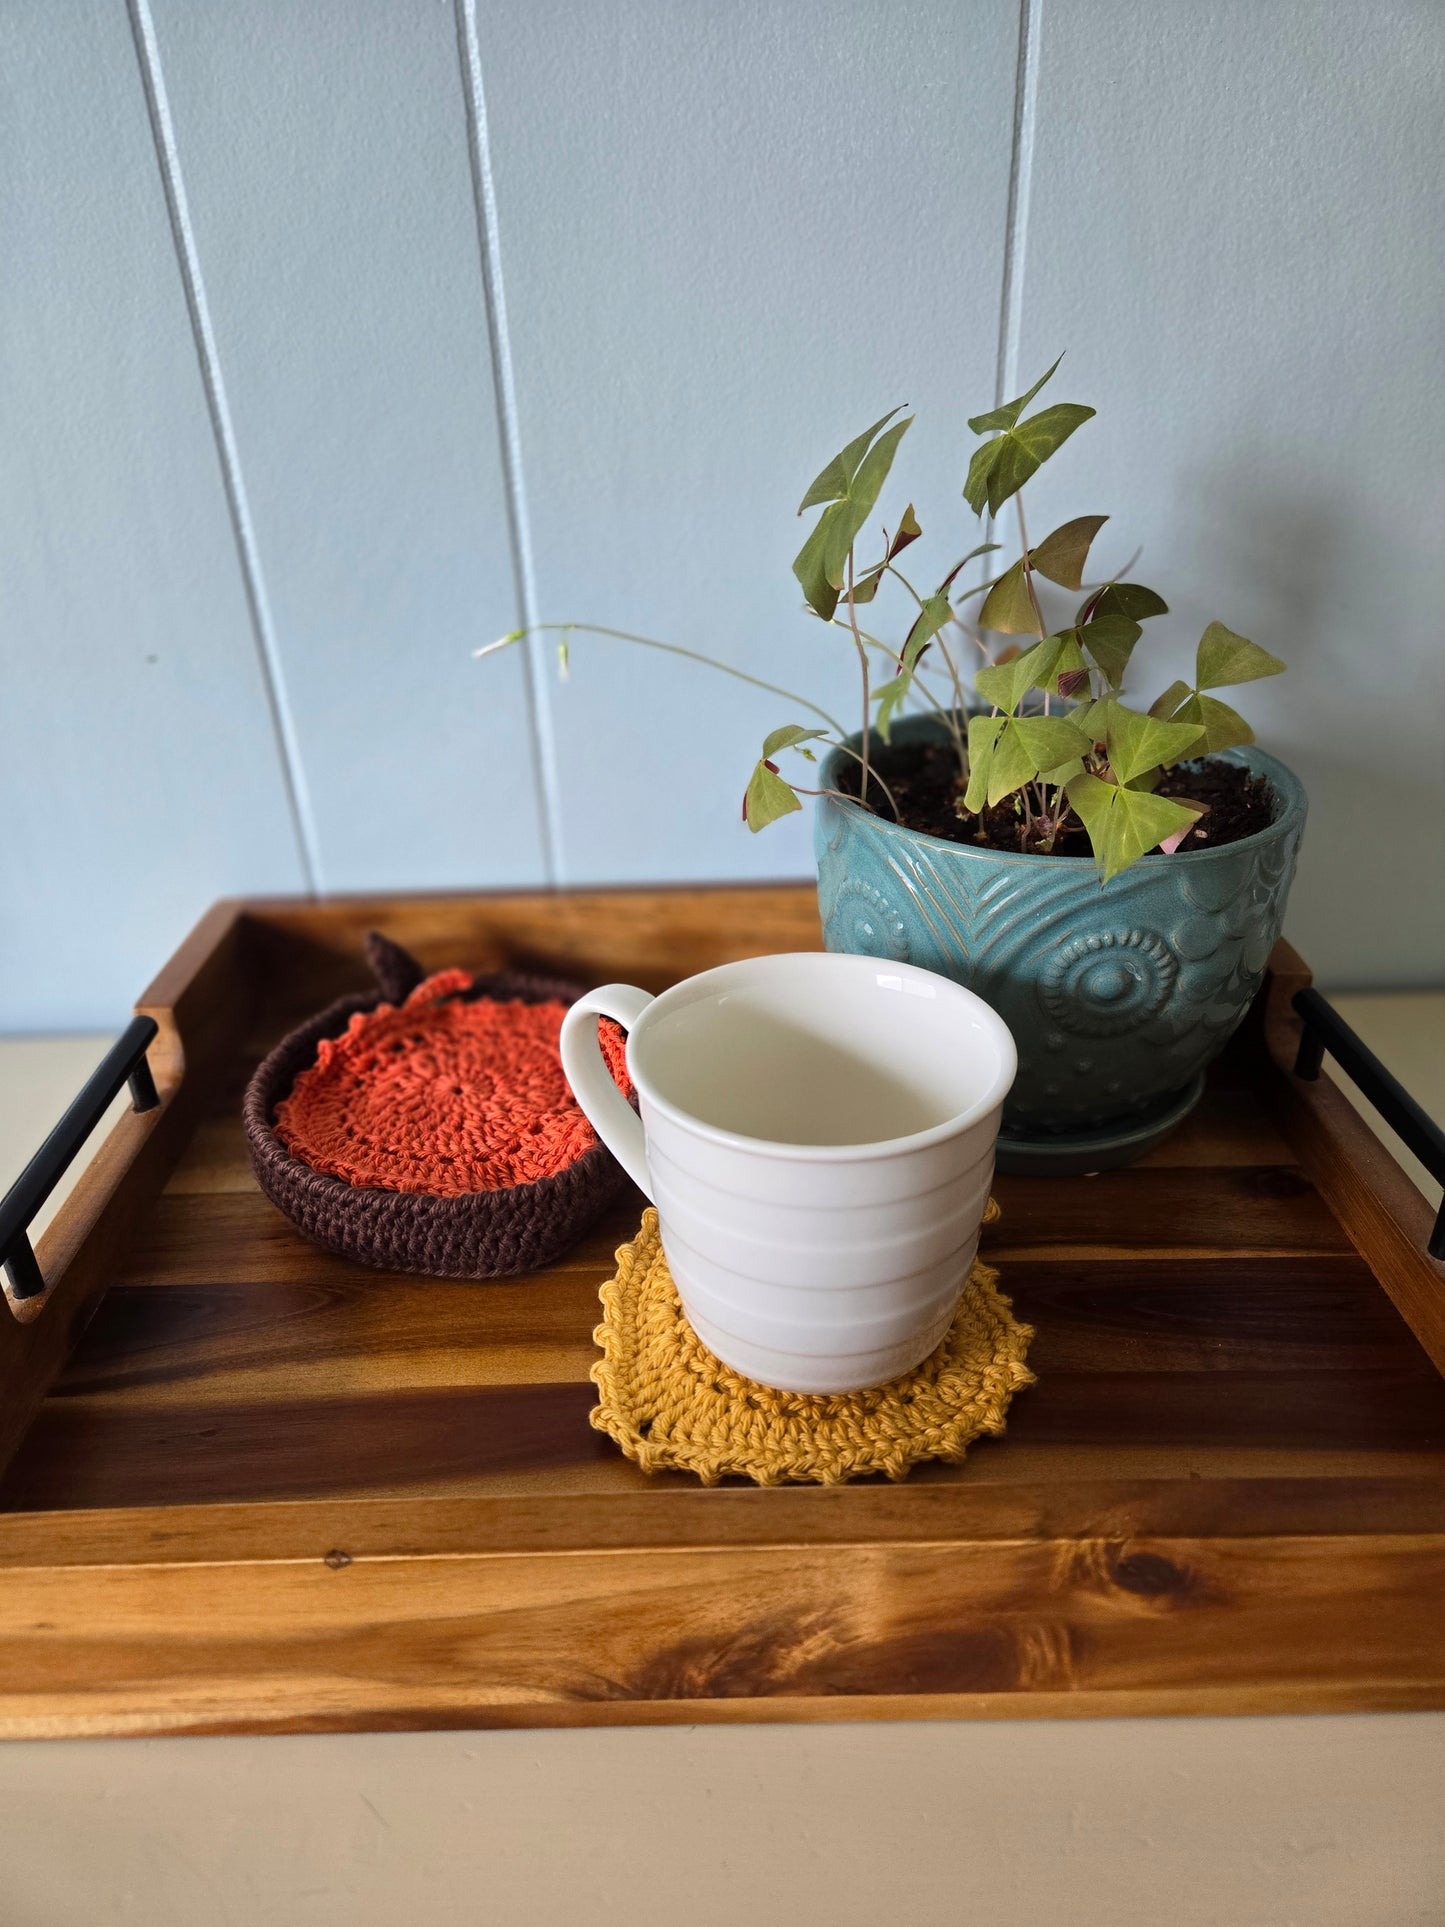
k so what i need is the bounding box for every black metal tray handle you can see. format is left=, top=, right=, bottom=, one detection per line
left=1292, top=988, right=1445, bottom=1261
left=0, top=1016, right=161, bottom=1305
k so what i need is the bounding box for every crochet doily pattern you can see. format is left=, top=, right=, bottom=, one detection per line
left=591, top=1203, right=1033, bottom=1486
left=274, top=969, right=629, bottom=1197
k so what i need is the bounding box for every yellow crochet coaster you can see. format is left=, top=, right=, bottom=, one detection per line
left=590, top=1203, right=1033, bottom=1486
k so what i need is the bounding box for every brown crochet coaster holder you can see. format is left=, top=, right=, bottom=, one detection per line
left=243, top=932, right=632, bottom=1279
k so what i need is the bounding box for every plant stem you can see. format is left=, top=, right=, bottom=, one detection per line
left=884, top=563, right=925, bottom=608
left=822, top=742, right=902, bottom=820
left=932, top=630, right=970, bottom=765
left=1014, top=493, right=1048, bottom=641
left=834, top=621, right=965, bottom=762
left=844, top=549, right=873, bottom=811
left=789, top=779, right=898, bottom=818
left=475, top=622, right=849, bottom=737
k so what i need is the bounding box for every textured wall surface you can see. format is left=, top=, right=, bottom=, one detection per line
left=2, top=0, right=1442, bottom=1026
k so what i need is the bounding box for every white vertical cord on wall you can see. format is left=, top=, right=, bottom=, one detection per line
left=126, top=0, right=323, bottom=895
left=994, top=0, right=1042, bottom=412
left=454, top=0, right=565, bottom=886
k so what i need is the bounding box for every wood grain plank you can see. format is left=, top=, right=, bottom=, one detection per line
left=1129, top=1086, right=1297, bottom=1167
left=126, top=1162, right=1353, bottom=1300
left=3, top=1529, right=1443, bottom=1738
left=991, top=1163, right=1347, bottom=1257
left=10, top=1478, right=1445, bottom=1568
left=166, top=1070, right=1300, bottom=1195
left=12, top=1146, right=1443, bottom=1514
left=238, top=884, right=827, bottom=1018
left=24, top=1255, right=1431, bottom=1413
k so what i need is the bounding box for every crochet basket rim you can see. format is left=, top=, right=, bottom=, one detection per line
left=242, top=964, right=631, bottom=1280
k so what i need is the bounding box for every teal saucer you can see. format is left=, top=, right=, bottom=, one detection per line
left=994, top=1074, right=1207, bottom=1178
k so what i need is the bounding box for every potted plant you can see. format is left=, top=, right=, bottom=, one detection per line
left=479, top=358, right=1305, bottom=1170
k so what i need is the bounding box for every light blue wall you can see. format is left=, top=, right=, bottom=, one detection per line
left=2, top=0, right=1442, bottom=1028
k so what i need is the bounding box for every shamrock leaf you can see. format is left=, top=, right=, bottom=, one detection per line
left=978, top=404, right=1096, bottom=517
left=1079, top=613, right=1142, bottom=686
left=762, top=724, right=828, bottom=758
left=798, top=407, right=907, bottom=513
left=1030, top=514, right=1109, bottom=591
left=975, top=635, right=1065, bottom=713
left=1083, top=582, right=1169, bottom=623
left=1103, top=703, right=1205, bottom=783
left=1195, top=622, right=1286, bottom=690
left=1178, top=692, right=1255, bottom=753
left=978, top=557, right=1038, bottom=634
left=966, top=355, right=1063, bottom=435
left=1065, top=771, right=1205, bottom=881
left=794, top=412, right=913, bottom=620
left=900, top=591, right=954, bottom=669
left=743, top=759, right=801, bottom=831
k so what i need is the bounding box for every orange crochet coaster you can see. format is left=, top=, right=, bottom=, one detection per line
left=591, top=1203, right=1033, bottom=1486
left=275, top=969, right=630, bottom=1197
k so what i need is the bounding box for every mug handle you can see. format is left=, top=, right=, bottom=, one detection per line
left=559, top=984, right=655, bottom=1199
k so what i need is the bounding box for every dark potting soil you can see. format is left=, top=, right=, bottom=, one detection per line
left=839, top=741, right=1277, bottom=858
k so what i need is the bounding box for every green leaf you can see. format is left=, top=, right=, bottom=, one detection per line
left=987, top=403, right=1095, bottom=515
left=1104, top=703, right=1205, bottom=784
left=792, top=516, right=841, bottom=622
left=1149, top=679, right=1193, bottom=720
left=762, top=724, right=828, bottom=758
left=743, top=760, right=802, bottom=832
left=1012, top=714, right=1092, bottom=769
left=1085, top=582, right=1169, bottom=623
left=1195, top=622, right=1286, bottom=690
left=1065, top=771, right=1206, bottom=882
left=987, top=720, right=1040, bottom=805
left=1180, top=692, right=1255, bottom=753
left=978, top=557, right=1039, bottom=635
left=963, top=713, right=1005, bottom=812
left=847, top=564, right=885, bottom=604
left=1039, top=631, right=1087, bottom=694
left=954, top=540, right=1001, bottom=571
left=955, top=568, right=1008, bottom=606
left=887, top=504, right=922, bottom=560
left=1030, top=514, right=1109, bottom=592
left=940, top=541, right=1000, bottom=594
left=963, top=436, right=1004, bottom=517
left=967, top=356, right=1063, bottom=435
left=1038, top=754, right=1085, bottom=788
left=872, top=674, right=911, bottom=744
left=976, top=635, right=1064, bottom=714
left=798, top=407, right=906, bottom=512
left=1079, top=613, right=1142, bottom=686
left=900, top=592, right=953, bottom=670
left=793, top=415, right=914, bottom=619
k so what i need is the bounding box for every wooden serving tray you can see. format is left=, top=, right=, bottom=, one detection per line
left=2, top=887, right=1443, bottom=1738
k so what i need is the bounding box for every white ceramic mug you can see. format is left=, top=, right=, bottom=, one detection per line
left=560, top=952, right=1016, bottom=1394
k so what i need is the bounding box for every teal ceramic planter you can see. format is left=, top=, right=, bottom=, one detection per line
left=815, top=718, right=1306, bottom=1168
